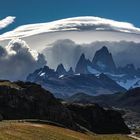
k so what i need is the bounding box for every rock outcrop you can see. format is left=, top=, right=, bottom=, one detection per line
left=56, top=64, right=67, bottom=76
left=65, top=103, right=130, bottom=134
left=75, top=53, right=91, bottom=74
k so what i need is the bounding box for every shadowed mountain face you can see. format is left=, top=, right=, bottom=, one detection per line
left=75, top=46, right=116, bottom=74
left=74, top=46, right=140, bottom=89
left=92, top=46, right=116, bottom=73
left=27, top=71, right=125, bottom=98
left=67, top=67, right=74, bottom=75
left=27, top=46, right=140, bottom=97
left=65, top=103, right=130, bottom=134
left=75, top=53, right=92, bottom=74
left=56, top=64, right=67, bottom=76
left=0, top=80, right=130, bottom=134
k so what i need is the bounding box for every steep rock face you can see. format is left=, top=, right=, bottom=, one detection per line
left=92, top=46, right=116, bottom=73
left=56, top=64, right=67, bottom=76
left=65, top=103, right=130, bottom=134
left=75, top=54, right=92, bottom=74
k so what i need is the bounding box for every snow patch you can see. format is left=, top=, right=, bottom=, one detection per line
left=59, top=75, right=64, bottom=78
left=40, top=72, right=45, bottom=77
left=75, top=73, right=81, bottom=76
left=117, top=78, right=140, bottom=90
left=131, top=80, right=140, bottom=88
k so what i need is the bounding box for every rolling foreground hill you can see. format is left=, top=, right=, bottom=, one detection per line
left=0, top=121, right=133, bottom=140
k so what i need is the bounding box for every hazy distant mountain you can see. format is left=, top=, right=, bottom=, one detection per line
left=92, top=46, right=116, bottom=73
left=75, top=53, right=92, bottom=74
left=67, top=88, right=140, bottom=113
left=56, top=64, right=67, bottom=76
left=27, top=68, right=126, bottom=98
left=74, top=46, right=117, bottom=74
left=67, top=67, right=74, bottom=75
left=74, top=46, right=140, bottom=89
left=27, top=66, right=58, bottom=82
left=27, top=45, right=140, bottom=97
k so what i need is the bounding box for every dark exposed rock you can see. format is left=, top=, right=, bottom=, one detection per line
left=56, top=64, right=67, bottom=76
left=65, top=103, right=130, bottom=134
left=67, top=67, right=74, bottom=75
left=92, top=46, right=116, bottom=73
left=75, top=53, right=92, bottom=74
left=0, top=80, right=76, bottom=130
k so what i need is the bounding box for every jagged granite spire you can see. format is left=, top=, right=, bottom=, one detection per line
left=67, top=67, right=74, bottom=75
left=75, top=53, right=92, bottom=74
left=92, top=46, right=116, bottom=73
left=56, top=63, right=67, bottom=75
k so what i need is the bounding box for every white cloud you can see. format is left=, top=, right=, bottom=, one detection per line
left=0, top=16, right=140, bottom=41
left=0, top=16, right=16, bottom=30
left=0, top=38, right=46, bottom=81
left=42, top=39, right=140, bottom=70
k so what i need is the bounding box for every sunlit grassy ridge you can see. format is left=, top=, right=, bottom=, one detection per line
left=0, top=81, right=20, bottom=89
left=0, top=121, right=133, bottom=140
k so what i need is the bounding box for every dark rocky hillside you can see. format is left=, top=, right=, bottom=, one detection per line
left=0, top=80, right=130, bottom=134
left=67, top=88, right=140, bottom=129
left=65, top=103, right=130, bottom=134
left=67, top=88, right=140, bottom=113
left=0, top=80, right=76, bottom=130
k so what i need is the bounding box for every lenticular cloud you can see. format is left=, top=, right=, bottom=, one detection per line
left=0, top=16, right=140, bottom=41
left=0, top=38, right=46, bottom=81
left=0, top=16, right=16, bottom=30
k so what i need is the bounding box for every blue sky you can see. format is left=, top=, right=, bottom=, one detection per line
left=0, top=0, right=140, bottom=34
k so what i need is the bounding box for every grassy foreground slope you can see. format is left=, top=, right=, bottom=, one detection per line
left=0, top=122, right=132, bottom=140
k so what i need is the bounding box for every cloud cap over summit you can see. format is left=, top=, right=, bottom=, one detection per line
left=1, top=16, right=140, bottom=41
left=0, top=38, right=46, bottom=81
